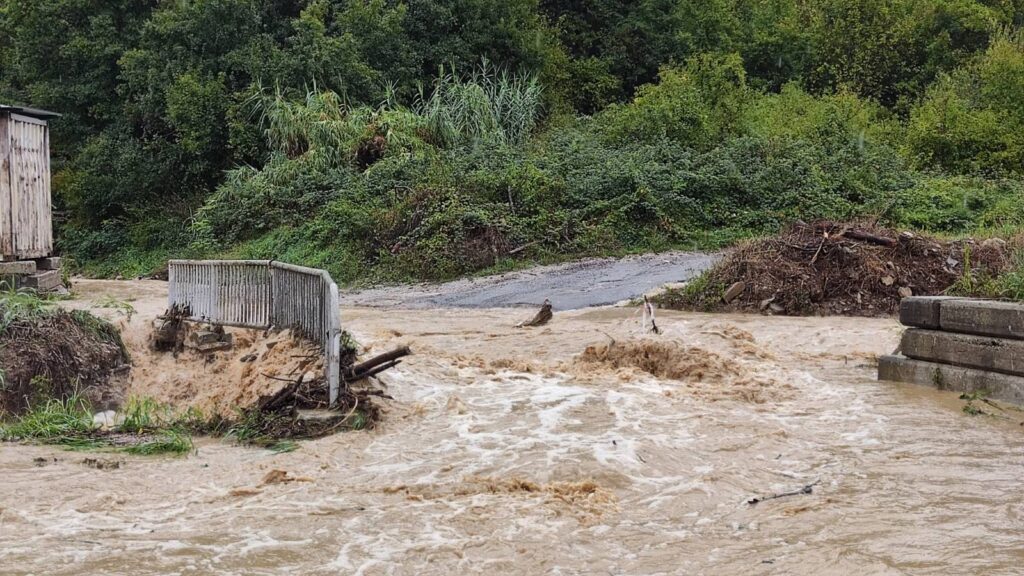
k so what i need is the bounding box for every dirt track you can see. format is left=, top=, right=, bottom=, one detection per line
left=343, top=251, right=719, bottom=309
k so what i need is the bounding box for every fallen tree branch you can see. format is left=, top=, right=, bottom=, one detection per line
left=259, top=373, right=305, bottom=411
left=508, top=240, right=541, bottom=255
left=840, top=229, right=896, bottom=247
left=350, top=359, right=403, bottom=381
left=344, top=346, right=412, bottom=380
left=747, top=479, right=821, bottom=505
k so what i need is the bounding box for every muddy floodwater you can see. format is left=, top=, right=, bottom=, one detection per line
left=2, top=280, right=1023, bottom=575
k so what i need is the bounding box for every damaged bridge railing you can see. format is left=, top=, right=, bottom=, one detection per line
left=167, top=260, right=342, bottom=405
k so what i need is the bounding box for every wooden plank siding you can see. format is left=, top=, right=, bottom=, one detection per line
left=0, top=112, right=53, bottom=261
left=0, top=114, right=10, bottom=259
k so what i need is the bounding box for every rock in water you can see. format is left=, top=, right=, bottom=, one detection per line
left=92, top=410, right=117, bottom=430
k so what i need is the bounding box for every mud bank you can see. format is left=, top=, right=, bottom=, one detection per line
left=1, top=280, right=1023, bottom=575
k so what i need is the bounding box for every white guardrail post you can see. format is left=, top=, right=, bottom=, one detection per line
left=167, top=259, right=343, bottom=406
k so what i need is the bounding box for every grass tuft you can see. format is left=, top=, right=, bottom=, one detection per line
left=0, top=287, right=55, bottom=334
left=1, top=394, right=195, bottom=457
left=124, top=430, right=194, bottom=455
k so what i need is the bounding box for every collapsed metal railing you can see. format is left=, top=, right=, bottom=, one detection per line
left=167, top=260, right=342, bottom=404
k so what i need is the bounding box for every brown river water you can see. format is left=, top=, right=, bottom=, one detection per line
left=1, top=280, right=1022, bottom=575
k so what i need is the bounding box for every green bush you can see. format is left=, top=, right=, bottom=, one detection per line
left=907, top=30, right=1024, bottom=175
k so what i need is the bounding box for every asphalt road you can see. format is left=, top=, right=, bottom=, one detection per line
left=342, top=251, right=719, bottom=310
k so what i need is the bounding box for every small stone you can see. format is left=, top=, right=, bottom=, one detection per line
left=881, top=275, right=895, bottom=286
left=722, top=281, right=746, bottom=303
left=93, top=410, right=117, bottom=430
left=898, top=286, right=914, bottom=298
left=769, top=303, right=784, bottom=314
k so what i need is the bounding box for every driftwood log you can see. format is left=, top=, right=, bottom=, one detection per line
left=344, top=346, right=412, bottom=382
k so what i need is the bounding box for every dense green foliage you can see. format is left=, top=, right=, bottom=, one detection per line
left=0, top=0, right=1022, bottom=282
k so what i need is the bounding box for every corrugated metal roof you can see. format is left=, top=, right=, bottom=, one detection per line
left=0, top=104, right=61, bottom=120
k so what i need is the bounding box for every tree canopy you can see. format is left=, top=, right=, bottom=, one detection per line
left=0, top=0, right=1022, bottom=280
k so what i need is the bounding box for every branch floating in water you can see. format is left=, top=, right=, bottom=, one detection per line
left=747, top=479, right=821, bottom=505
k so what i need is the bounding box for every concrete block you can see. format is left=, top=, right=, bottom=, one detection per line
left=35, top=257, right=62, bottom=271
left=0, top=260, right=36, bottom=275
left=17, top=270, right=61, bottom=291
left=878, top=354, right=1024, bottom=405
left=190, top=330, right=222, bottom=345
left=898, top=296, right=961, bottom=329
left=940, top=299, right=1024, bottom=340
left=194, top=341, right=232, bottom=353
left=901, top=328, right=1024, bottom=377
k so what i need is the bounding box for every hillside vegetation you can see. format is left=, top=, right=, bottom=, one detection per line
left=1, top=0, right=1023, bottom=283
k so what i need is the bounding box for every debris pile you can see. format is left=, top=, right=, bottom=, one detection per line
left=658, top=221, right=1016, bottom=316
left=0, top=307, right=129, bottom=415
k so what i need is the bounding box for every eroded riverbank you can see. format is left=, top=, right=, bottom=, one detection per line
left=1, top=280, right=1022, bottom=575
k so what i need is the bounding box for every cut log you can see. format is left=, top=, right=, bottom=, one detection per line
left=841, top=229, right=896, bottom=247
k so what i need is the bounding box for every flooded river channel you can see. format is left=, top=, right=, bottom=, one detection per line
left=1, top=281, right=1022, bottom=575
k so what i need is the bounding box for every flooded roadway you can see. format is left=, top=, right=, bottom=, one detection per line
left=1, top=280, right=1023, bottom=575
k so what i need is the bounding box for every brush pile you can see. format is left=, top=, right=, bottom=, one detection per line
left=658, top=221, right=1014, bottom=317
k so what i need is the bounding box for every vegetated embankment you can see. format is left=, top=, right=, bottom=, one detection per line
left=0, top=292, right=129, bottom=415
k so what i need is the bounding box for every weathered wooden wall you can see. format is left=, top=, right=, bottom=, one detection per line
left=0, top=114, right=10, bottom=258
left=0, top=112, right=53, bottom=261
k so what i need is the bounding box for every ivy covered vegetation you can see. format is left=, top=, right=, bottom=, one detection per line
left=1, top=1, right=1023, bottom=282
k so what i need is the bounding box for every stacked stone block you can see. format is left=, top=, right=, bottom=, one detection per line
left=878, top=297, right=1024, bottom=405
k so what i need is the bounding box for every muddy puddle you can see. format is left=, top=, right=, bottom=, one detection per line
left=1, top=280, right=1023, bottom=575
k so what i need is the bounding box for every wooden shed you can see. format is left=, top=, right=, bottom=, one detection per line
left=0, top=104, right=60, bottom=262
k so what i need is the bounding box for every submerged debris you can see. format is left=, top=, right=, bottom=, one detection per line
left=516, top=299, right=553, bottom=328
left=748, top=480, right=821, bottom=505
left=575, top=338, right=741, bottom=382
